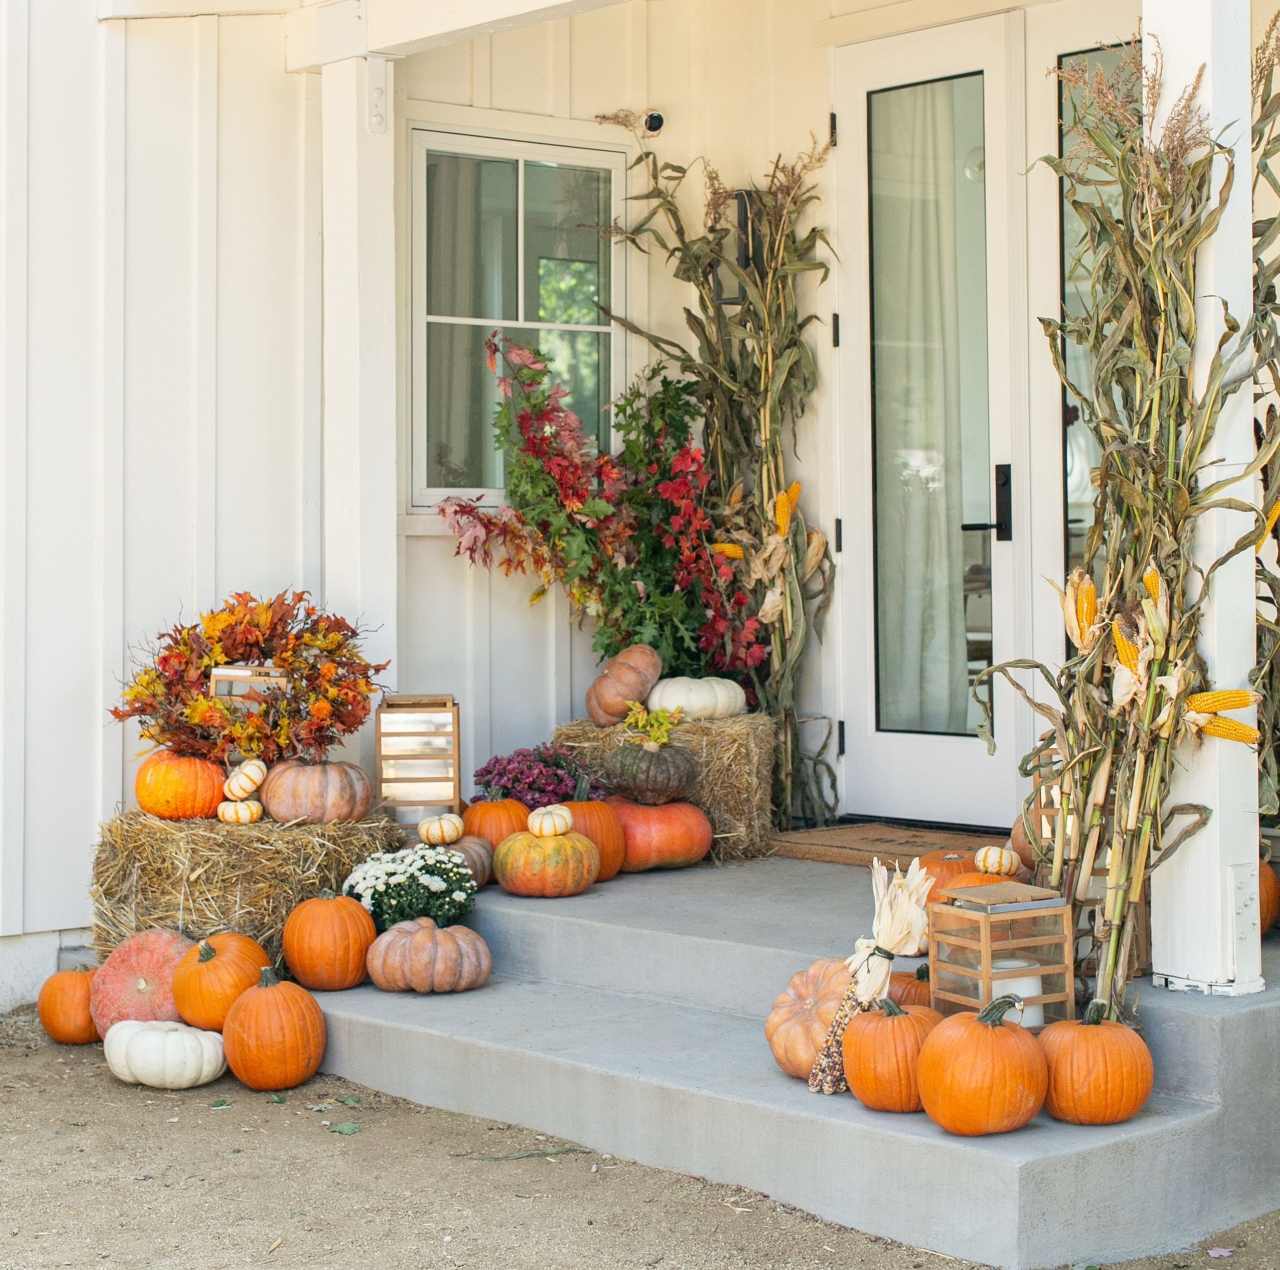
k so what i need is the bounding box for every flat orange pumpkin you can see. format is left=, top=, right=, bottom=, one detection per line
left=764, top=958, right=853, bottom=1080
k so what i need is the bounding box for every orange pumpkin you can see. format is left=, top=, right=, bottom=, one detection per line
left=1038, top=1000, right=1154, bottom=1125
left=199, top=932, right=271, bottom=969
left=919, top=850, right=977, bottom=894
left=843, top=999, right=942, bottom=1113
left=887, top=964, right=931, bottom=1008
left=90, top=929, right=194, bottom=1036
left=222, top=967, right=327, bottom=1091
left=461, top=797, right=530, bottom=849
left=563, top=800, right=626, bottom=881
left=282, top=891, right=376, bottom=991
left=917, top=995, right=1048, bottom=1136
left=942, top=872, right=1007, bottom=899
left=764, top=958, right=853, bottom=1079
left=37, top=967, right=99, bottom=1045
left=1010, top=816, right=1036, bottom=869
left=606, top=797, right=713, bottom=871
left=260, top=760, right=374, bottom=824
left=1261, top=859, right=1280, bottom=933
left=172, top=939, right=265, bottom=1032
left=585, top=644, right=663, bottom=727
left=135, top=751, right=224, bottom=820
left=493, top=830, right=600, bottom=898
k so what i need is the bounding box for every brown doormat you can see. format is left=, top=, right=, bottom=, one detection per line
left=772, top=821, right=1006, bottom=869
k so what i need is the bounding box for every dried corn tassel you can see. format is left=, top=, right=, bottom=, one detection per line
left=710, top=542, right=745, bottom=560
left=786, top=481, right=801, bottom=513
left=1258, top=500, right=1280, bottom=552
left=1112, top=621, right=1140, bottom=674
left=1200, top=716, right=1261, bottom=744
left=1186, top=689, right=1261, bottom=713
left=775, top=492, right=792, bottom=537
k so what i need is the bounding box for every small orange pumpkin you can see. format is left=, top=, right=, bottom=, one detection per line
left=887, top=964, right=931, bottom=1008
left=172, top=939, right=265, bottom=1032
left=563, top=800, right=626, bottom=881
left=222, top=967, right=327, bottom=1091
left=919, top=850, right=977, bottom=893
left=282, top=890, right=376, bottom=991
left=843, top=999, right=942, bottom=1113
left=493, top=829, right=600, bottom=898
left=37, top=967, right=99, bottom=1045
left=606, top=797, right=713, bottom=871
left=135, top=751, right=224, bottom=820
left=461, top=797, right=530, bottom=849
left=764, top=958, right=853, bottom=1079
left=1260, top=859, right=1279, bottom=933
left=1038, top=999, right=1154, bottom=1125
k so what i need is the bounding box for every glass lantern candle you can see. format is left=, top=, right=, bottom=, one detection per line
left=375, top=694, right=462, bottom=824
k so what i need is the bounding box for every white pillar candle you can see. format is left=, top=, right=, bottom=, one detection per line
left=991, top=958, right=1044, bottom=1028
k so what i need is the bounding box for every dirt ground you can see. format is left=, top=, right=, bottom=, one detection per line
left=1, top=1006, right=1275, bottom=1270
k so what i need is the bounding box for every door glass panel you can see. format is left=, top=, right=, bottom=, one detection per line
left=869, top=72, right=992, bottom=736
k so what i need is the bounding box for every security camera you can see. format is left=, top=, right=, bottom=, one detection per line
left=644, top=111, right=664, bottom=134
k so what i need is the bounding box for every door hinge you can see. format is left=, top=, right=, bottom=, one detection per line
left=834, top=518, right=842, bottom=552
left=832, top=313, right=840, bottom=347
left=837, top=720, right=846, bottom=758
left=829, top=111, right=838, bottom=147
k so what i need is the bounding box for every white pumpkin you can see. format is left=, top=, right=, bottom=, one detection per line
left=104, top=1020, right=226, bottom=1089
left=646, top=676, right=747, bottom=720
left=974, top=844, right=1021, bottom=877
left=527, top=804, right=574, bottom=837
left=418, top=812, right=465, bottom=846
left=224, top=759, right=268, bottom=801
left=217, top=799, right=263, bottom=825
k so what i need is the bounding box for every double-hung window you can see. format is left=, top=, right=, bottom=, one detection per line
left=409, top=129, right=627, bottom=505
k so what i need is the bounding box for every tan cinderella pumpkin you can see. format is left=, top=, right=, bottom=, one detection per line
left=366, top=918, right=493, bottom=993
left=260, top=759, right=374, bottom=824
left=585, top=644, right=664, bottom=727
left=452, top=835, right=495, bottom=887
left=764, top=958, right=853, bottom=1079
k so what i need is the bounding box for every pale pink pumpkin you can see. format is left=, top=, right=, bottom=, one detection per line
left=89, top=929, right=194, bottom=1036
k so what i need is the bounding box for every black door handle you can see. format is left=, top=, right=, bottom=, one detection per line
left=960, top=465, right=1012, bottom=541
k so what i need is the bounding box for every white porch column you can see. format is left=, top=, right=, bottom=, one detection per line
left=320, top=55, right=398, bottom=771
left=1145, top=0, right=1263, bottom=993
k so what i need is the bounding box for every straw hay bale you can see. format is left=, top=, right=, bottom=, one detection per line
left=91, top=811, right=404, bottom=969
left=554, top=713, right=776, bottom=861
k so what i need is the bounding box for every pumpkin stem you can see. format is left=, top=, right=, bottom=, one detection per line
left=880, top=998, right=906, bottom=1017
left=573, top=772, right=592, bottom=802
left=197, top=940, right=217, bottom=962
left=319, top=888, right=336, bottom=900
left=1082, top=998, right=1110, bottom=1026
left=975, top=993, right=1024, bottom=1027
left=258, top=966, right=280, bottom=988
left=915, top=964, right=930, bottom=983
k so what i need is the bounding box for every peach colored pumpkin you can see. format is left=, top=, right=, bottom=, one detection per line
left=260, top=760, right=374, bottom=824
left=764, top=958, right=853, bottom=1079
left=452, top=834, right=494, bottom=887
left=366, top=918, right=492, bottom=993
left=585, top=645, right=663, bottom=727
left=90, top=929, right=194, bottom=1036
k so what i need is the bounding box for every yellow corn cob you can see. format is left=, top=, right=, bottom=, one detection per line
left=1075, top=575, right=1097, bottom=634
left=786, top=481, right=801, bottom=513
left=775, top=492, right=792, bottom=537
left=1186, top=689, right=1260, bottom=714
left=1112, top=621, right=1140, bottom=674
left=1258, top=501, right=1280, bottom=552
left=711, top=542, right=744, bottom=560
left=1143, top=566, right=1162, bottom=605
left=1200, top=716, right=1261, bottom=745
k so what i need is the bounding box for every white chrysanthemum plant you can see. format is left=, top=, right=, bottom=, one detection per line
left=343, top=844, right=478, bottom=932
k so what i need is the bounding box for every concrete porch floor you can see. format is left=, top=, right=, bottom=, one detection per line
left=316, top=857, right=1280, bottom=1270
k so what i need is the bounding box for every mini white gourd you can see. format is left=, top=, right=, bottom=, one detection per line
left=217, top=799, right=263, bottom=825
left=418, top=812, right=465, bottom=846
left=104, top=1020, right=226, bottom=1089
left=224, top=759, right=268, bottom=801
left=974, top=844, right=1021, bottom=877
left=527, top=804, right=574, bottom=837
left=646, top=676, right=747, bottom=720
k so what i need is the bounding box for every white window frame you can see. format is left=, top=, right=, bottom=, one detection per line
left=408, top=127, right=629, bottom=509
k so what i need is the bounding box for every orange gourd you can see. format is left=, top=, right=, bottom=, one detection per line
left=89, top=929, right=195, bottom=1036
left=282, top=891, right=376, bottom=991
left=764, top=959, right=853, bottom=1080
left=842, top=999, right=942, bottom=1113
left=493, top=830, right=600, bottom=898
left=887, top=964, right=931, bottom=1008
left=1038, top=1000, right=1154, bottom=1125
left=461, top=798, right=530, bottom=849
left=917, top=995, right=1048, bottom=1136
left=37, top=967, right=99, bottom=1045
left=222, top=967, right=327, bottom=1091
left=563, top=800, right=626, bottom=881
left=135, top=751, right=224, bottom=820
left=1261, top=859, right=1280, bottom=933
left=172, top=939, right=265, bottom=1032
left=606, top=797, right=713, bottom=871
left=919, top=850, right=977, bottom=893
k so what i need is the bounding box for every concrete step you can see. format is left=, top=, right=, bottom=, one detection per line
left=318, top=975, right=1224, bottom=1270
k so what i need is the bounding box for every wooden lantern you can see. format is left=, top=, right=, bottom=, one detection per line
left=928, top=882, right=1075, bottom=1031
left=375, top=694, right=462, bottom=819
left=208, top=663, right=287, bottom=702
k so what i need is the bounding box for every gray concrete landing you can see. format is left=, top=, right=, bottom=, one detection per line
left=316, top=858, right=1280, bottom=1269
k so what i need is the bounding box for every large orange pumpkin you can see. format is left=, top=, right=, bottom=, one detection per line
left=222, top=967, right=327, bottom=1091
left=90, top=929, right=194, bottom=1036
left=172, top=939, right=265, bottom=1032
left=764, top=958, right=853, bottom=1079
left=887, top=964, right=931, bottom=1008
left=843, top=999, right=942, bottom=1113
left=585, top=644, right=663, bottom=727
left=917, top=994, right=1048, bottom=1136
left=493, top=829, right=600, bottom=898
left=260, top=760, right=374, bottom=824
left=1038, top=1000, right=1153, bottom=1125
left=37, top=967, right=99, bottom=1045
left=919, top=850, right=977, bottom=894
left=606, top=797, right=713, bottom=871
left=563, top=800, right=626, bottom=881
left=135, top=751, right=224, bottom=820
left=944, top=872, right=1007, bottom=897
left=199, top=931, right=271, bottom=969
left=461, top=797, right=530, bottom=849
left=282, top=891, right=377, bottom=991
left=1261, top=859, right=1280, bottom=933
